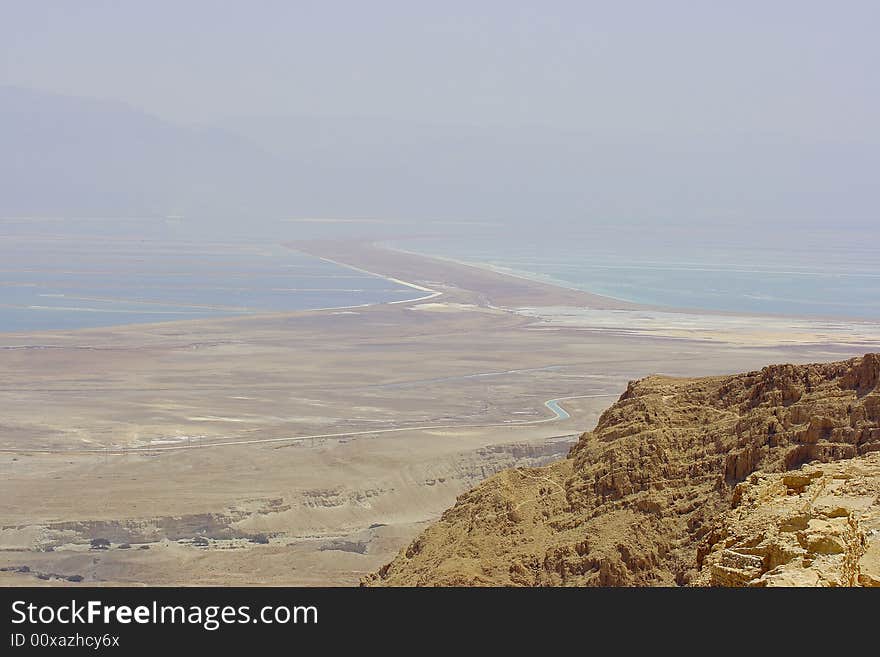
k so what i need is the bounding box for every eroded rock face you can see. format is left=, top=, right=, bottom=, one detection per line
left=697, top=455, right=880, bottom=587
left=364, top=354, right=880, bottom=586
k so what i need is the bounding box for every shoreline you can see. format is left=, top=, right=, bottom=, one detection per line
left=286, top=239, right=642, bottom=311
left=0, top=244, right=444, bottom=337
left=304, top=253, right=442, bottom=306
left=380, top=241, right=640, bottom=310
left=381, top=240, right=880, bottom=325
left=2, top=237, right=878, bottom=339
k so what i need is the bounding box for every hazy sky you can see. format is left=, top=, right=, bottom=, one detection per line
left=2, top=0, right=878, bottom=140
left=2, top=1, right=878, bottom=229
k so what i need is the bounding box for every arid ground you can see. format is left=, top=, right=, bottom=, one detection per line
left=1, top=241, right=878, bottom=585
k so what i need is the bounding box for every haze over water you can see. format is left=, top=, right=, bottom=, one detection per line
left=393, top=223, right=880, bottom=320
left=0, top=220, right=414, bottom=332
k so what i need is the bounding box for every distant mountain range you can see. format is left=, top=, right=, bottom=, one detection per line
left=0, top=86, right=296, bottom=221
left=2, top=85, right=877, bottom=230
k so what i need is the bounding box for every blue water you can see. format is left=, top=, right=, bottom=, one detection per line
left=544, top=399, right=571, bottom=420
left=0, top=233, right=414, bottom=332
left=391, top=225, right=880, bottom=319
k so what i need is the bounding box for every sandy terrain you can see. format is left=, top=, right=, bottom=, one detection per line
left=1, top=241, right=877, bottom=585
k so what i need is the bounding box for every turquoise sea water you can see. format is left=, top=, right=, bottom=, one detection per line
left=4, top=219, right=877, bottom=330
left=0, top=229, right=414, bottom=332
left=391, top=225, right=880, bottom=320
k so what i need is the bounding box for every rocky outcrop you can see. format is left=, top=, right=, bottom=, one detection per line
left=364, top=354, right=880, bottom=586
left=696, top=455, right=880, bottom=586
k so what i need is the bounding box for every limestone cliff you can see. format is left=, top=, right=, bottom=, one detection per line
left=364, top=354, right=880, bottom=586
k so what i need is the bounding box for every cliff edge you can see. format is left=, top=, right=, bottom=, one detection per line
left=364, top=354, right=880, bottom=586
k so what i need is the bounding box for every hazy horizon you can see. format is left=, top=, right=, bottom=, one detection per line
left=2, top=1, right=878, bottom=232
left=4, top=2, right=878, bottom=136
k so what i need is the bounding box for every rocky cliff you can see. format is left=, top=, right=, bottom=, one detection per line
left=364, top=354, right=880, bottom=586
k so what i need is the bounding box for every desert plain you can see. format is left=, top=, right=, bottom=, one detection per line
left=1, top=241, right=878, bottom=585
